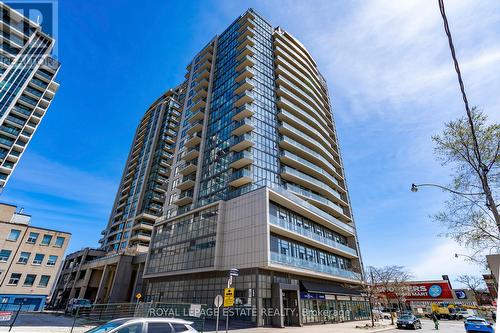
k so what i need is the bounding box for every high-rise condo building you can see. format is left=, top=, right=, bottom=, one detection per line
left=140, top=9, right=367, bottom=327
left=0, top=3, right=59, bottom=189
left=100, top=85, right=185, bottom=253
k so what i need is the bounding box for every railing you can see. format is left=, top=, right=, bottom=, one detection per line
left=270, top=252, right=361, bottom=280
left=280, top=149, right=341, bottom=188
left=281, top=166, right=343, bottom=202
left=268, top=184, right=354, bottom=234
left=285, top=183, right=345, bottom=216
left=229, top=167, right=252, bottom=181
left=231, top=149, right=252, bottom=162
left=269, top=215, right=357, bottom=256
left=74, top=302, right=207, bottom=333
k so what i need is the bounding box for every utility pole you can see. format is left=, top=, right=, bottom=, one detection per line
left=437, top=0, right=500, bottom=229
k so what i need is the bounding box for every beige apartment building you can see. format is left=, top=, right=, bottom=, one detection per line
left=0, top=203, right=70, bottom=311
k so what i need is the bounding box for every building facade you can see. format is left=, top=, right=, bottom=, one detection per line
left=0, top=203, right=70, bottom=311
left=0, top=3, right=60, bottom=189
left=143, top=9, right=367, bottom=327
left=100, top=86, right=185, bottom=253
left=50, top=247, right=146, bottom=308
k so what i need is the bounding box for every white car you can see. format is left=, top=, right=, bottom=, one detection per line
left=65, top=298, right=92, bottom=315
left=84, top=318, right=198, bottom=333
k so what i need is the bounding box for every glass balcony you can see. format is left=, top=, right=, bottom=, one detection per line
left=182, top=147, right=199, bottom=161
left=188, top=109, right=205, bottom=123
left=6, top=116, right=25, bottom=126
left=280, top=166, right=345, bottom=204
left=0, top=126, right=20, bottom=136
left=184, top=132, right=201, bottom=148
left=177, top=174, right=196, bottom=191
left=195, top=69, right=210, bottom=82
left=234, top=66, right=255, bottom=83
left=179, top=160, right=198, bottom=175
left=285, top=183, right=349, bottom=221
left=232, top=117, right=254, bottom=136
left=238, top=26, right=256, bottom=40
left=232, top=103, right=254, bottom=121
left=238, top=17, right=256, bottom=33
left=19, top=95, right=37, bottom=107
left=234, top=77, right=254, bottom=95
left=11, top=106, right=31, bottom=118
left=236, top=44, right=255, bottom=62
left=228, top=167, right=252, bottom=187
left=173, top=190, right=193, bottom=206
left=191, top=97, right=206, bottom=111
left=230, top=133, right=253, bottom=152
left=269, top=215, right=357, bottom=257
left=237, top=35, right=255, bottom=51
left=187, top=120, right=203, bottom=135
left=234, top=90, right=255, bottom=108
left=235, top=55, right=255, bottom=72
left=270, top=252, right=361, bottom=280
left=229, top=149, right=253, bottom=169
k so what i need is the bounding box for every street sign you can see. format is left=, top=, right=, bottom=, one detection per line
left=224, top=287, right=235, bottom=307
left=229, top=268, right=239, bottom=277
left=135, top=293, right=142, bottom=300
left=0, top=311, right=12, bottom=321
left=214, top=295, right=223, bottom=308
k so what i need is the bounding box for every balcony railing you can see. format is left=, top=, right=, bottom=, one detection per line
left=269, top=215, right=357, bottom=257
left=270, top=252, right=361, bottom=280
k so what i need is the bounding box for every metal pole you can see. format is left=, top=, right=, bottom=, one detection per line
left=70, top=306, right=80, bottom=333
left=9, top=302, right=23, bottom=332
left=215, top=307, right=220, bottom=333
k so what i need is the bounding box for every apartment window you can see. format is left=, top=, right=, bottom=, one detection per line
left=46, top=255, right=57, bottom=266
left=7, top=273, right=21, bottom=285
left=0, top=249, right=12, bottom=262
left=17, top=252, right=30, bottom=264
left=33, top=253, right=44, bottom=265
left=7, top=229, right=21, bottom=241
left=38, top=275, right=50, bottom=287
left=26, top=232, right=39, bottom=244
left=23, top=274, right=36, bottom=287
left=54, top=236, right=65, bottom=248
left=40, top=234, right=52, bottom=246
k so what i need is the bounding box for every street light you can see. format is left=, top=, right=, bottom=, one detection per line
left=410, top=183, right=494, bottom=222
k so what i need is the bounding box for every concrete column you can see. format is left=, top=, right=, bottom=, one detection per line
left=78, top=269, right=93, bottom=299
left=109, top=256, right=134, bottom=302
left=95, top=265, right=110, bottom=304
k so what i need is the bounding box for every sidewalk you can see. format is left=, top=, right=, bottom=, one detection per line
left=0, top=313, right=394, bottom=333
left=203, top=319, right=394, bottom=333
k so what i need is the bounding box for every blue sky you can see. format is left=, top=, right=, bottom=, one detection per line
left=2, top=0, right=499, bottom=284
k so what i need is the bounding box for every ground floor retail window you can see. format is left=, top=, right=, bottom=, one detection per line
left=301, top=299, right=370, bottom=324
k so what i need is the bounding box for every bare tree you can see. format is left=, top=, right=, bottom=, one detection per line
left=432, top=108, right=500, bottom=261
left=372, top=265, right=412, bottom=325
left=456, top=275, right=487, bottom=304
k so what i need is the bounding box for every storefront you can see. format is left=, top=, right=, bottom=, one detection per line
left=300, top=281, right=370, bottom=324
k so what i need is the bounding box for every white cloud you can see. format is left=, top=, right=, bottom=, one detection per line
left=411, top=238, right=487, bottom=286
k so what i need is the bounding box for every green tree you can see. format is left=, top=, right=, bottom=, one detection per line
left=432, top=107, right=499, bottom=260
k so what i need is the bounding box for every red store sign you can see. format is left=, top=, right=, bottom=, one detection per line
left=377, top=282, right=453, bottom=300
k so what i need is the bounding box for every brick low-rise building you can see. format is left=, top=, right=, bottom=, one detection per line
left=0, top=203, right=70, bottom=311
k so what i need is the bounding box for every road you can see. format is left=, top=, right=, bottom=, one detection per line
left=386, top=319, right=466, bottom=333
left=0, top=315, right=471, bottom=333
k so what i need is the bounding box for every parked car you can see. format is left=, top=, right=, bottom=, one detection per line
left=464, top=317, right=494, bottom=333
left=84, top=318, right=198, bottom=333
left=372, top=309, right=392, bottom=320
left=65, top=298, right=92, bottom=315
left=396, top=315, right=422, bottom=330
left=455, top=309, right=478, bottom=320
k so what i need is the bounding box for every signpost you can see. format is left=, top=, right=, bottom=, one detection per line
left=214, top=295, right=223, bottom=333
left=224, top=268, right=238, bottom=333
left=224, top=288, right=235, bottom=307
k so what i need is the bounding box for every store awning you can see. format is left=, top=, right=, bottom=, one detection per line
left=300, top=280, right=362, bottom=296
